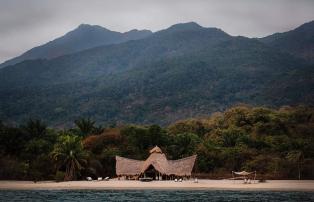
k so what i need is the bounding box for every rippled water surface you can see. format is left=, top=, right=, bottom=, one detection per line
left=0, top=190, right=314, bottom=202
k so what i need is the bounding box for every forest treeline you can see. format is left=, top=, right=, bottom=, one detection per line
left=0, top=105, right=313, bottom=181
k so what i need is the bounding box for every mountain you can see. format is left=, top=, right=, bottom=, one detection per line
left=0, top=24, right=152, bottom=68
left=0, top=22, right=230, bottom=88
left=260, top=20, right=314, bottom=63
left=0, top=22, right=313, bottom=126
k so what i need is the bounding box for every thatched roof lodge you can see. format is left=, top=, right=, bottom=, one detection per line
left=116, top=146, right=197, bottom=180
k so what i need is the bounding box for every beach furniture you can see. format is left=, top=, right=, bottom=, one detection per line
left=179, top=178, right=182, bottom=182
left=86, top=177, right=92, bottom=181
left=104, top=177, right=110, bottom=181
left=232, top=171, right=256, bottom=184
left=194, top=178, right=198, bottom=183
left=97, top=177, right=102, bottom=181
left=174, top=178, right=178, bottom=182
left=139, top=177, right=153, bottom=182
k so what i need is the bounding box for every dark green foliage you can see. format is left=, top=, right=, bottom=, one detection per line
left=0, top=156, right=28, bottom=180
left=74, top=118, right=97, bottom=137
left=21, top=119, right=47, bottom=139
left=167, top=105, right=314, bottom=179
left=1, top=105, right=313, bottom=180
left=0, top=120, right=57, bottom=180
left=167, top=133, right=201, bottom=159
left=51, top=133, right=88, bottom=181
left=260, top=20, right=314, bottom=63
left=120, top=125, right=169, bottom=159
left=0, top=126, right=26, bottom=155
left=70, top=118, right=104, bottom=137
left=55, top=171, right=65, bottom=182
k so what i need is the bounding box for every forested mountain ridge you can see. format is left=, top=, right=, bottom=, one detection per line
left=0, top=24, right=152, bottom=68
left=0, top=22, right=231, bottom=88
left=260, top=20, right=314, bottom=63
left=0, top=22, right=313, bottom=126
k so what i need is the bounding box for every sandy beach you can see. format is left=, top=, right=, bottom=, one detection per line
left=0, top=180, right=314, bottom=191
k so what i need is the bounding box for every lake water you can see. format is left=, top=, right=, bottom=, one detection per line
left=0, top=190, right=313, bottom=201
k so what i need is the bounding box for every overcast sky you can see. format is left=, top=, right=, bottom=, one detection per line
left=0, top=0, right=314, bottom=63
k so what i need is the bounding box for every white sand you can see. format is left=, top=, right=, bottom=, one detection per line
left=1, top=180, right=314, bottom=191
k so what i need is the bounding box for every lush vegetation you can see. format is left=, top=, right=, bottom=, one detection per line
left=1, top=22, right=313, bottom=126
left=0, top=105, right=313, bottom=181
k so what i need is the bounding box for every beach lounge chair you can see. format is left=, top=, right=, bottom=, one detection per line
left=244, top=179, right=247, bottom=184
left=194, top=178, right=198, bottom=183
left=86, top=177, right=92, bottom=181
left=104, top=177, right=110, bottom=181
left=248, top=179, right=251, bottom=184
left=97, top=177, right=102, bottom=181
left=174, top=179, right=178, bottom=182
left=179, top=178, right=182, bottom=182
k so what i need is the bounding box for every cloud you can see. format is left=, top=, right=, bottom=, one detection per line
left=0, top=0, right=314, bottom=63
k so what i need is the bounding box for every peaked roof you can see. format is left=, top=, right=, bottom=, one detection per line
left=116, top=146, right=197, bottom=176
left=150, top=146, right=163, bottom=153
left=140, top=152, right=169, bottom=174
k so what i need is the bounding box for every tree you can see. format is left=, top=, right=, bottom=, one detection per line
left=167, top=119, right=207, bottom=137
left=51, top=134, right=88, bottom=181
left=286, top=150, right=304, bottom=180
left=0, top=126, right=26, bottom=155
left=148, top=125, right=168, bottom=146
left=74, top=118, right=96, bottom=137
left=170, top=133, right=200, bottom=159
left=213, top=127, right=247, bottom=147
left=121, top=125, right=150, bottom=152
left=21, top=119, right=47, bottom=138
left=92, top=125, right=104, bottom=135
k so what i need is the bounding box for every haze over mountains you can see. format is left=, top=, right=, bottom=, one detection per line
left=0, top=21, right=313, bottom=126
left=0, top=24, right=152, bottom=68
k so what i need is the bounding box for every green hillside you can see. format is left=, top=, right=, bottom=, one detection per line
left=260, top=21, right=314, bottom=63
left=0, top=22, right=313, bottom=126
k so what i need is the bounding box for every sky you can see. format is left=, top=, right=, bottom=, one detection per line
left=0, top=0, right=314, bottom=63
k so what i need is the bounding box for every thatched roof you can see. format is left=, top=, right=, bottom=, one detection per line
left=115, top=156, right=144, bottom=176
left=168, top=155, right=197, bottom=176
left=149, top=146, right=163, bottom=153
left=116, top=146, right=197, bottom=176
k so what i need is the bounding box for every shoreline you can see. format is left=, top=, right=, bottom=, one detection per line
left=1, top=180, right=314, bottom=191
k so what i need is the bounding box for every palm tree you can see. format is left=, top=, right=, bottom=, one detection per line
left=22, top=119, right=47, bottom=138
left=92, top=125, right=104, bottom=135
left=51, top=134, right=88, bottom=181
left=74, top=118, right=96, bottom=136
